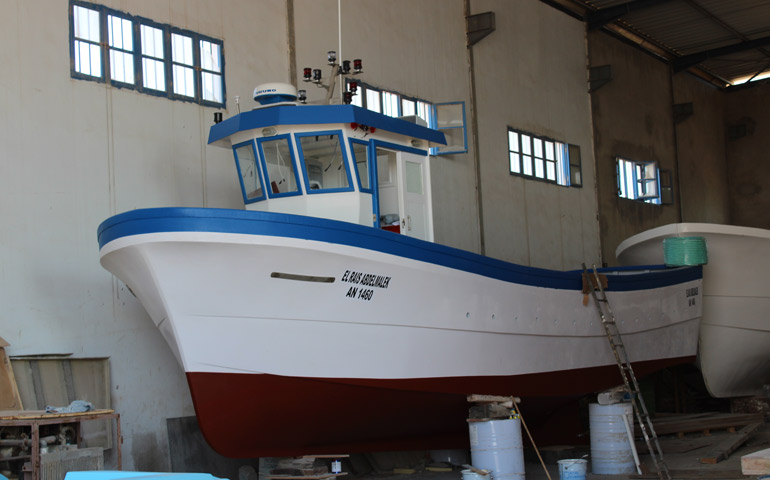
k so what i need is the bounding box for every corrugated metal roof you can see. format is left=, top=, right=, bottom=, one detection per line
left=571, top=0, right=770, bottom=87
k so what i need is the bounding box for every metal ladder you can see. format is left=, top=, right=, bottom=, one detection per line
left=582, top=264, right=671, bottom=480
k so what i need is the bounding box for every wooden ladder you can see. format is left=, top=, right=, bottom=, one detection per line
left=582, top=264, right=671, bottom=480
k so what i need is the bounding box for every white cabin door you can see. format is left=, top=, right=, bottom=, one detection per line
left=397, top=152, right=433, bottom=242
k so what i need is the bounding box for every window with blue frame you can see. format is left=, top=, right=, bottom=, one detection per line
left=348, top=140, right=371, bottom=193
left=295, top=133, right=354, bottom=193
left=258, top=136, right=300, bottom=197
left=233, top=141, right=265, bottom=203
left=616, top=157, right=671, bottom=204
left=347, top=80, right=466, bottom=156
left=507, top=127, right=581, bottom=188
left=70, top=1, right=225, bottom=107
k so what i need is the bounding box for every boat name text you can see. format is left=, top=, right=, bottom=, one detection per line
left=341, top=270, right=392, bottom=301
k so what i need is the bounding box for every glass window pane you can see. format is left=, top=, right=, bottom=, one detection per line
left=435, top=128, right=464, bottom=154
left=416, top=101, right=431, bottom=126
left=298, top=134, right=350, bottom=191
left=508, top=131, right=519, bottom=152
left=110, top=50, right=134, bottom=83
left=235, top=143, right=263, bottom=200
left=202, top=72, right=222, bottom=103
left=350, top=142, right=369, bottom=190
left=173, top=65, right=195, bottom=97
left=108, top=16, right=132, bottom=50
left=435, top=103, right=463, bottom=127
left=262, top=138, right=298, bottom=194
left=143, top=58, right=165, bottom=90
left=172, top=33, right=193, bottom=66
left=523, top=155, right=532, bottom=176
left=402, top=99, right=415, bottom=117
left=366, top=89, right=381, bottom=113
left=545, top=141, right=554, bottom=160
left=141, top=25, right=164, bottom=59
left=546, top=160, right=556, bottom=181
left=405, top=161, right=423, bottom=195
left=534, top=157, right=545, bottom=178
left=200, top=40, right=221, bottom=72
left=509, top=152, right=521, bottom=174
left=75, top=40, right=102, bottom=77
left=521, top=135, right=531, bottom=155
left=533, top=138, right=543, bottom=159
left=382, top=91, right=399, bottom=117
left=74, top=6, right=100, bottom=42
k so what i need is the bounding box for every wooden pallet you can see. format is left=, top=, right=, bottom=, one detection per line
left=634, top=413, right=764, bottom=437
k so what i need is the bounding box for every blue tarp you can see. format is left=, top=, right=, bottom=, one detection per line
left=65, top=472, right=226, bottom=480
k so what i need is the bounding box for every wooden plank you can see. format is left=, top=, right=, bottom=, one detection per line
left=741, top=446, right=770, bottom=475
left=266, top=473, right=347, bottom=480
left=0, top=344, right=23, bottom=410
left=635, top=413, right=764, bottom=436
left=0, top=408, right=114, bottom=420
left=700, top=423, right=762, bottom=464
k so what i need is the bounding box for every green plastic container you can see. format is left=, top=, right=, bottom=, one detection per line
left=663, top=236, right=708, bottom=266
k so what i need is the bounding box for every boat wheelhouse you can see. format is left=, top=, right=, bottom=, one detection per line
left=208, top=84, right=446, bottom=241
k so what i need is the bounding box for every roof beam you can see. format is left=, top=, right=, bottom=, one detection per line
left=673, top=35, right=770, bottom=72
left=587, top=0, right=676, bottom=31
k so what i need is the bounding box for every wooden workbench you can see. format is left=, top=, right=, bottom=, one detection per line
left=0, top=409, right=121, bottom=480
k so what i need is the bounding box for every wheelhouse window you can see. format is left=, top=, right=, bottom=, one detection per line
left=69, top=1, right=225, bottom=107
left=349, top=140, right=371, bottom=192
left=616, top=156, right=667, bottom=204
left=258, top=137, right=300, bottom=197
left=296, top=133, right=353, bottom=193
left=347, top=80, right=466, bottom=156
left=233, top=141, right=264, bottom=202
left=508, top=127, right=581, bottom=188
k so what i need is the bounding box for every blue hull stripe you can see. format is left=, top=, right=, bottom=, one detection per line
left=97, top=208, right=702, bottom=292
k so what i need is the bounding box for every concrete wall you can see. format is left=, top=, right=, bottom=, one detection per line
left=725, top=81, right=770, bottom=229
left=588, top=30, right=682, bottom=263
left=672, top=73, right=730, bottom=224
left=0, top=0, right=287, bottom=471
left=292, top=0, right=480, bottom=253
left=471, top=0, right=601, bottom=269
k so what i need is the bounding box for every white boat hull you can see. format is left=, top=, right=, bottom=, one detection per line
left=616, top=223, right=770, bottom=398
left=99, top=208, right=703, bottom=456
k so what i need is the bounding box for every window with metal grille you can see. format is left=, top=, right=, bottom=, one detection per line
left=507, top=127, right=581, bottom=187
left=70, top=1, right=225, bottom=107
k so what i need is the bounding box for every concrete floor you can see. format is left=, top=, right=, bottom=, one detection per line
left=348, top=424, right=770, bottom=480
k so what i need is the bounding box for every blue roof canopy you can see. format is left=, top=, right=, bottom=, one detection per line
left=208, top=104, right=446, bottom=147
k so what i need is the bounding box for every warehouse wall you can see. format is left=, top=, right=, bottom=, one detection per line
left=672, top=73, right=730, bottom=225
left=471, top=0, right=601, bottom=269
left=292, top=0, right=480, bottom=253
left=588, top=31, right=681, bottom=263
left=0, top=0, right=287, bottom=471
left=725, top=81, right=770, bottom=229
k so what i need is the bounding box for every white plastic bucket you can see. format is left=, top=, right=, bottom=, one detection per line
left=589, top=402, right=636, bottom=474
left=469, top=418, right=524, bottom=480
left=557, top=459, right=587, bottom=480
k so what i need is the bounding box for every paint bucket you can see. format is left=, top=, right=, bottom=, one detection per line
left=461, top=469, right=490, bottom=480
left=469, top=418, right=524, bottom=480
left=589, top=402, right=636, bottom=474
left=557, top=459, right=587, bottom=480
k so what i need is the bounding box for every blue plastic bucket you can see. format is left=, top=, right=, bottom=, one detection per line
left=557, top=459, right=587, bottom=480
left=589, top=403, right=636, bottom=474
left=469, top=418, right=524, bottom=480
